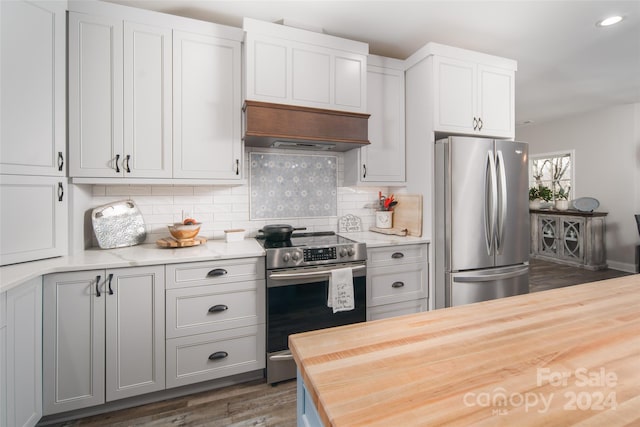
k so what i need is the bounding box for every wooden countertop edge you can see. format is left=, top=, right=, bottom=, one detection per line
left=290, top=275, right=640, bottom=426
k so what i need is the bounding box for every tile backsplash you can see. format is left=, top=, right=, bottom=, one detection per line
left=87, top=151, right=386, bottom=245
left=249, top=152, right=337, bottom=220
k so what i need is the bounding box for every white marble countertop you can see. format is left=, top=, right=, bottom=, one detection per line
left=1, top=233, right=430, bottom=293
left=0, top=239, right=264, bottom=293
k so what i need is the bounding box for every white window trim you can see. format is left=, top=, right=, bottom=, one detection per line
left=528, top=149, right=576, bottom=200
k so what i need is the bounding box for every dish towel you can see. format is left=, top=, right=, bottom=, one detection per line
left=327, top=267, right=354, bottom=313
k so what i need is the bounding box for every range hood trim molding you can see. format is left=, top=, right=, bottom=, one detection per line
left=243, top=100, right=370, bottom=152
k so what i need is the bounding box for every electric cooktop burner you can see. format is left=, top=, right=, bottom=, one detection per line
left=256, top=231, right=356, bottom=249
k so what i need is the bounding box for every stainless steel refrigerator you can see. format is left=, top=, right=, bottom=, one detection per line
left=434, top=136, right=529, bottom=308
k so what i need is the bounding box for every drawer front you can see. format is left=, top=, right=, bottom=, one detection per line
left=367, top=299, right=427, bottom=321
left=367, top=244, right=427, bottom=268
left=368, top=262, right=427, bottom=307
left=166, top=258, right=265, bottom=289
left=166, top=325, right=265, bottom=388
left=166, top=281, right=265, bottom=338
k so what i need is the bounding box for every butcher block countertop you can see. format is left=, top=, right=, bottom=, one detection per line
left=289, top=275, right=640, bottom=426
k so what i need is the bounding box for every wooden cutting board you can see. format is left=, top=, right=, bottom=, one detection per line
left=156, top=236, right=207, bottom=248
left=392, top=194, right=423, bottom=237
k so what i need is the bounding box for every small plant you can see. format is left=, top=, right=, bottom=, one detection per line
left=555, top=187, right=570, bottom=200
left=537, top=186, right=553, bottom=202
left=529, top=185, right=552, bottom=202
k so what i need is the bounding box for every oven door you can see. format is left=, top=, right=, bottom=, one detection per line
left=266, top=262, right=366, bottom=383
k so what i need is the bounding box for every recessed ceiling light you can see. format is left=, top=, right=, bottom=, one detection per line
left=596, top=15, right=624, bottom=27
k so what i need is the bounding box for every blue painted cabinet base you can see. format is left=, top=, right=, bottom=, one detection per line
left=297, top=369, right=324, bottom=427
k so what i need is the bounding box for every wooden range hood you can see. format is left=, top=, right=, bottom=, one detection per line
left=242, top=100, right=370, bottom=151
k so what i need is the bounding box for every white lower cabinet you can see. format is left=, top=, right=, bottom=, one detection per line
left=3, top=277, right=42, bottom=427
left=43, top=266, right=165, bottom=415
left=366, top=244, right=428, bottom=320
left=165, top=258, right=266, bottom=388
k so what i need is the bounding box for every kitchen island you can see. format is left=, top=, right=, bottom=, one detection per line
left=289, top=275, right=640, bottom=426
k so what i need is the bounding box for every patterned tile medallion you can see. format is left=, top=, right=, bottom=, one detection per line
left=250, top=152, right=338, bottom=219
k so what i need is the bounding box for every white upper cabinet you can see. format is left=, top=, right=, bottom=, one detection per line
left=172, top=31, right=242, bottom=180
left=68, top=1, right=244, bottom=183
left=344, top=55, right=406, bottom=185
left=432, top=50, right=515, bottom=138
left=243, top=18, right=368, bottom=113
left=68, top=13, right=172, bottom=178
left=123, top=21, right=173, bottom=178
left=0, top=0, right=66, bottom=176
left=68, top=12, right=124, bottom=178
left=0, top=175, right=68, bottom=266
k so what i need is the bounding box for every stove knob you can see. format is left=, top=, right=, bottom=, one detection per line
left=283, top=253, right=291, bottom=262
left=347, top=247, right=355, bottom=256
left=291, top=252, right=300, bottom=261
left=339, top=248, right=348, bottom=258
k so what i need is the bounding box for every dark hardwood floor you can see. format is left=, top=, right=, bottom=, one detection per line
left=51, top=260, right=633, bottom=427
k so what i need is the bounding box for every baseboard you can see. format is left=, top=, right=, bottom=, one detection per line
left=606, top=260, right=637, bottom=273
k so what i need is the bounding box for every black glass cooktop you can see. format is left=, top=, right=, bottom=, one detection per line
left=256, top=231, right=356, bottom=249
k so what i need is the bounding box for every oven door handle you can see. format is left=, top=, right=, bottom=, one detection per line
left=269, top=352, right=294, bottom=361
left=268, top=264, right=366, bottom=281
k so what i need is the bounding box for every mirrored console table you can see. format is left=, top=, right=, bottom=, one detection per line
left=530, top=209, right=608, bottom=270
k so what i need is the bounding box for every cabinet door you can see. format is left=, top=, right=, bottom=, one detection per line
left=123, top=21, right=172, bottom=178
left=433, top=56, right=476, bottom=134
left=0, top=0, right=66, bottom=176
left=361, top=64, right=405, bottom=183
left=539, top=215, right=558, bottom=256
left=105, top=266, right=165, bottom=401
left=6, top=277, right=42, bottom=427
left=68, top=12, right=124, bottom=177
left=173, top=31, right=242, bottom=180
left=247, top=35, right=288, bottom=100
left=0, top=293, right=5, bottom=427
left=559, top=218, right=584, bottom=262
left=477, top=65, right=514, bottom=138
left=291, top=44, right=331, bottom=106
left=0, top=175, right=68, bottom=266
left=43, top=271, right=105, bottom=415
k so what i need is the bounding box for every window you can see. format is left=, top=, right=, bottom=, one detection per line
left=529, top=150, right=574, bottom=201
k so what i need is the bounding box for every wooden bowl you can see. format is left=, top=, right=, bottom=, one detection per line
left=168, top=223, right=201, bottom=241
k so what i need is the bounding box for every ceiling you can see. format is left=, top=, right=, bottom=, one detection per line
left=105, top=0, right=640, bottom=127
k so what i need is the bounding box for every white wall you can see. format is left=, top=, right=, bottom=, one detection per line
left=70, top=149, right=387, bottom=252
left=516, top=103, right=640, bottom=272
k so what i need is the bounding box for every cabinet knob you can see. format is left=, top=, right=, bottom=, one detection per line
left=391, top=281, right=405, bottom=288
left=208, top=304, right=228, bottom=313
left=208, top=351, right=228, bottom=361
left=207, top=268, right=228, bottom=277
left=391, top=252, right=404, bottom=259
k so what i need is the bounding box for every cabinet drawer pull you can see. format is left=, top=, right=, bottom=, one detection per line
left=207, top=268, right=228, bottom=277
left=478, top=117, right=483, bottom=130
left=125, top=154, right=131, bottom=173
left=57, top=182, right=64, bottom=202
left=208, top=304, right=228, bottom=313
left=392, top=281, right=405, bottom=288
left=115, top=154, right=121, bottom=173
left=391, top=252, right=404, bottom=259
left=473, top=117, right=478, bottom=130
left=363, top=164, right=367, bottom=178
left=57, top=152, right=64, bottom=171
left=107, top=273, right=114, bottom=295
left=208, top=351, right=228, bottom=361
left=235, top=159, right=240, bottom=175
left=95, top=275, right=101, bottom=297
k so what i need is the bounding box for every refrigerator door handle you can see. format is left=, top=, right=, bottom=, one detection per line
left=496, top=150, right=508, bottom=254
left=485, top=151, right=498, bottom=256
left=454, top=268, right=528, bottom=283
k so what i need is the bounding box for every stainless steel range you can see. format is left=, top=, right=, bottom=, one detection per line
left=257, top=231, right=367, bottom=384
